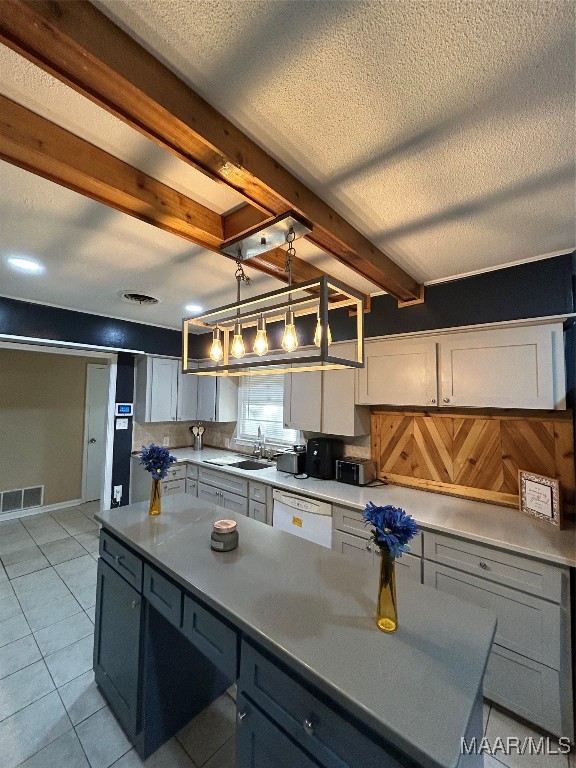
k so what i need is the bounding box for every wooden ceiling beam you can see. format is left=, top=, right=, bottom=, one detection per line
left=0, top=95, right=361, bottom=300
left=0, top=0, right=422, bottom=302
left=0, top=95, right=223, bottom=248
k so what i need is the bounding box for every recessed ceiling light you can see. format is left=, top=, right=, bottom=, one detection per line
left=184, top=304, right=203, bottom=314
left=7, top=256, right=44, bottom=273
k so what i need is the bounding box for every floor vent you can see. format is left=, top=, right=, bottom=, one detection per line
left=0, top=486, right=44, bottom=515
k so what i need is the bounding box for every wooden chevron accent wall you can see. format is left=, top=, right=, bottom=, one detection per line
left=371, top=410, right=575, bottom=513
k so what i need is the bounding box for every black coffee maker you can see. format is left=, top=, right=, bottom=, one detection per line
left=305, top=438, right=344, bottom=479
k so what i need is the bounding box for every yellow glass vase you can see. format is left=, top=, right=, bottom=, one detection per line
left=149, top=477, right=161, bottom=516
left=376, top=546, right=398, bottom=632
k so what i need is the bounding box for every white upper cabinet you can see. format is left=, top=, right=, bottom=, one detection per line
left=135, top=357, right=179, bottom=422
left=322, top=342, right=371, bottom=435
left=196, top=375, right=238, bottom=422
left=136, top=357, right=239, bottom=423
left=177, top=364, right=199, bottom=421
left=356, top=337, right=438, bottom=406
left=438, top=324, right=564, bottom=409
left=284, top=370, right=322, bottom=432
left=284, top=343, right=370, bottom=436
left=356, top=321, right=566, bottom=410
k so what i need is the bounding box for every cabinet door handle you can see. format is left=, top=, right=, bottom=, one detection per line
left=479, top=561, right=489, bottom=570
left=303, top=719, right=314, bottom=736
left=429, top=398, right=436, bottom=404
left=115, top=555, right=124, bottom=564
left=443, top=397, right=450, bottom=403
left=131, top=600, right=141, bottom=609
left=237, top=711, right=247, bottom=724
left=365, top=542, right=372, bottom=552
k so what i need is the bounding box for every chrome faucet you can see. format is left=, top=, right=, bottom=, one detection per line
left=253, top=426, right=263, bottom=459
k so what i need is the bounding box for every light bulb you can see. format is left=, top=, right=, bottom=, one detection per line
left=281, top=309, right=298, bottom=353
left=209, top=329, right=223, bottom=362
left=253, top=315, right=268, bottom=356
left=231, top=321, right=245, bottom=359
left=314, top=311, right=332, bottom=347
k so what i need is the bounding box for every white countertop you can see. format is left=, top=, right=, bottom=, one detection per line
left=162, top=446, right=576, bottom=567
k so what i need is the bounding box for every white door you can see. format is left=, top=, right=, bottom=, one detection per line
left=83, top=364, right=109, bottom=502
left=177, top=367, right=198, bottom=421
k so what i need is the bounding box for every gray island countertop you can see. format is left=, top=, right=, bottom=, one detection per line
left=98, top=495, right=497, bottom=768
left=164, top=447, right=576, bottom=567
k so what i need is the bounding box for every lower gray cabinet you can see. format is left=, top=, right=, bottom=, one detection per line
left=236, top=693, right=318, bottom=768
left=94, top=559, right=142, bottom=740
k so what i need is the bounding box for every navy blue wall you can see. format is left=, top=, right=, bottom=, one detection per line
left=110, top=353, right=135, bottom=508
left=0, top=297, right=182, bottom=356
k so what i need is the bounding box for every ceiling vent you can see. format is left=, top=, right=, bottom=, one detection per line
left=119, top=291, right=160, bottom=305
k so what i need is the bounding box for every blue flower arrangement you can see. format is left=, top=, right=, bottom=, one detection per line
left=139, top=444, right=177, bottom=480
left=362, top=502, right=418, bottom=559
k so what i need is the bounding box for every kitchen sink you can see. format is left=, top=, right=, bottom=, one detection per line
left=229, top=459, right=273, bottom=470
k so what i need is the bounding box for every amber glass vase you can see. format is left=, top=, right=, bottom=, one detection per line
left=376, top=546, right=398, bottom=632
left=149, top=478, right=161, bottom=516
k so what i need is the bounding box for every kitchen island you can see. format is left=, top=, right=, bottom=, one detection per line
left=95, top=494, right=496, bottom=768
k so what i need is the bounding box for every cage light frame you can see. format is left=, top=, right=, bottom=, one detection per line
left=182, top=275, right=364, bottom=376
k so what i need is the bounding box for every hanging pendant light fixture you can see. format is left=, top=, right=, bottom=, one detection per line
left=181, top=212, right=365, bottom=376
left=281, top=227, right=299, bottom=353
left=253, top=314, right=269, bottom=356
left=314, top=307, right=332, bottom=347
left=209, top=328, right=223, bottom=361
left=230, top=256, right=249, bottom=359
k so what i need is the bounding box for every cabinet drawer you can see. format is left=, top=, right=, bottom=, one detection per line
left=424, top=532, right=565, bottom=602
left=236, top=694, right=319, bottom=768
left=160, top=478, right=185, bottom=495
left=249, top=481, right=267, bottom=503
left=99, top=531, right=142, bottom=592
left=186, top=463, right=199, bottom=480
left=181, top=595, right=237, bottom=680
left=249, top=500, right=267, bottom=524
left=333, top=530, right=373, bottom=563
left=166, top=463, right=186, bottom=480
left=391, top=552, right=422, bottom=583
left=185, top=478, right=198, bottom=496
left=222, top=489, right=248, bottom=516
left=484, top=645, right=570, bottom=739
left=240, top=640, right=402, bottom=768
left=198, top=467, right=248, bottom=497
left=143, top=563, right=182, bottom=629
left=424, top=562, right=561, bottom=669
left=333, top=505, right=423, bottom=557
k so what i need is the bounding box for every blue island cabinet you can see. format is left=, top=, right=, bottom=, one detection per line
left=93, top=513, right=491, bottom=768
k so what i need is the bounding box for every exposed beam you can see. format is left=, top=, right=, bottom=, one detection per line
left=223, top=205, right=273, bottom=241
left=0, top=95, right=223, bottom=247
left=0, top=0, right=422, bottom=302
left=0, top=95, right=358, bottom=298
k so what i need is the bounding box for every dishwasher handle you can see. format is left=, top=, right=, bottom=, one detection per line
left=272, top=489, right=332, bottom=516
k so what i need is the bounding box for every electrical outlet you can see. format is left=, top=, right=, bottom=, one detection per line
left=113, top=485, right=122, bottom=502
left=163, top=435, right=170, bottom=447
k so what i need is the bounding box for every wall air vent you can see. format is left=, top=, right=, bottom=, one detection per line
left=119, top=291, right=160, bottom=305
left=0, top=486, right=44, bottom=515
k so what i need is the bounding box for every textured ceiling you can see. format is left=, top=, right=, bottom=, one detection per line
left=0, top=0, right=574, bottom=329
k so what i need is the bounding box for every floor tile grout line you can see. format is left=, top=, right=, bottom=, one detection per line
left=0, top=672, right=57, bottom=727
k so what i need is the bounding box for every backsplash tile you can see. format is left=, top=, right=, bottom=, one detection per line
left=133, top=421, right=371, bottom=458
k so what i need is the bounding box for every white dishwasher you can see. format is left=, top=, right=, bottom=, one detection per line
left=272, top=489, right=332, bottom=548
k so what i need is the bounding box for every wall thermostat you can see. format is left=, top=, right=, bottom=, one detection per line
left=115, top=403, right=133, bottom=417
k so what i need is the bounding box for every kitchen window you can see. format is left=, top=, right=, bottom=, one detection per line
left=237, top=372, right=298, bottom=447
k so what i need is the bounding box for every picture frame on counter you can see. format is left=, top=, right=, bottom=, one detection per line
left=518, top=470, right=563, bottom=529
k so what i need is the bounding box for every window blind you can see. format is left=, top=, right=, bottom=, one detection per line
left=237, top=372, right=298, bottom=446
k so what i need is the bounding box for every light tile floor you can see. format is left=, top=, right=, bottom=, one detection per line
left=0, top=503, right=572, bottom=767
left=0, top=503, right=235, bottom=768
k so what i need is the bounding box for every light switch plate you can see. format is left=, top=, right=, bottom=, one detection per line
left=115, top=418, right=129, bottom=430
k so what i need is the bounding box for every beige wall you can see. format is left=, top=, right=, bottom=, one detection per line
left=0, top=349, right=103, bottom=506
